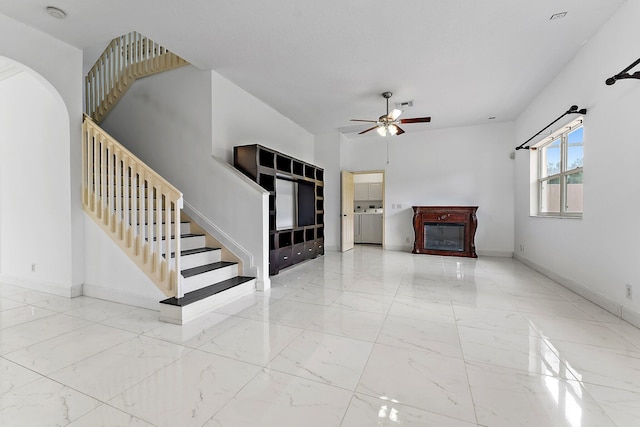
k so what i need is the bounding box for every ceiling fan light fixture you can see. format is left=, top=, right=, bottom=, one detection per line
left=349, top=91, right=431, bottom=136
left=389, top=109, right=403, bottom=121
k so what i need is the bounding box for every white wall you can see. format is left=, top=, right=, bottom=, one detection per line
left=101, top=65, right=314, bottom=287
left=314, top=132, right=342, bottom=251
left=0, top=14, right=83, bottom=296
left=514, top=0, right=640, bottom=325
left=340, top=122, right=515, bottom=255
left=101, top=65, right=213, bottom=195
left=212, top=72, right=314, bottom=163
left=83, top=216, right=165, bottom=309
left=0, top=72, right=73, bottom=293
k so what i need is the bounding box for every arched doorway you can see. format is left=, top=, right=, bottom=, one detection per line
left=0, top=56, right=74, bottom=293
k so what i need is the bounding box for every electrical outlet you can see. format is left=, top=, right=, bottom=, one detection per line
left=392, top=203, right=396, bottom=209
left=405, top=237, right=410, bottom=243
left=397, top=203, right=402, bottom=209
left=626, top=284, right=633, bottom=300
left=31, top=263, right=36, bottom=272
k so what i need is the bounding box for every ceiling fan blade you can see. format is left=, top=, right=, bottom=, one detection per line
left=350, top=119, right=378, bottom=123
left=400, top=116, right=431, bottom=124
left=388, top=109, right=403, bottom=121
left=358, top=125, right=380, bottom=135
left=395, top=125, right=405, bottom=135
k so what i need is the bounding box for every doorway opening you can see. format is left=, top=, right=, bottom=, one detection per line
left=340, top=170, right=385, bottom=252
left=0, top=56, right=71, bottom=285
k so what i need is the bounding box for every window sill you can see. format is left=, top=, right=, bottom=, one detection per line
left=530, top=214, right=582, bottom=220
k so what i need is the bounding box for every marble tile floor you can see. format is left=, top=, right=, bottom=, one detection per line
left=1, top=246, right=640, bottom=426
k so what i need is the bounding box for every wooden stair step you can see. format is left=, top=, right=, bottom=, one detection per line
left=137, top=221, right=188, bottom=226
left=182, top=261, right=236, bottom=278
left=151, top=233, right=203, bottom=241
left=168, top=247, right=220, bottom=258
left=160, top=276, right=255, bottom=307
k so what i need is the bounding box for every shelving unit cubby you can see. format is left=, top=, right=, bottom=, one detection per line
left=233, top=144, right=324, bottom=275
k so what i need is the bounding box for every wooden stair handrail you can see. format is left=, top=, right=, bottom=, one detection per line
left=82, top=114, right=185, bottom=298
left=85, top=31, right=189, bottom=123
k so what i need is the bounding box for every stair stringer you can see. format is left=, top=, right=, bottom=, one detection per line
left=183, top=198, right=270, bottom=291
left=180, top=209, right=243, bottom=270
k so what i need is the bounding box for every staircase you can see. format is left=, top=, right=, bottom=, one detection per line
left=82, top=31, right=257, bottom=324
left=159, top=218, right=255, bottom=324
left=85, top=31, right=189, bottom=123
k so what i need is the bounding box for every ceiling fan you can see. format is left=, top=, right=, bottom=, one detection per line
left=351, top=92, right=431, bottom=136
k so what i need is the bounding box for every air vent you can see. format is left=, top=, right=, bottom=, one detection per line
left=395, top=100, right=413, bottom=108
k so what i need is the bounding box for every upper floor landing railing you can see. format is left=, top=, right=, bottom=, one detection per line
left=85, top=31, right=188, bottom=123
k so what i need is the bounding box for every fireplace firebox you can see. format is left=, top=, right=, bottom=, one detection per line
left=412, top=206, right=478, bottom=258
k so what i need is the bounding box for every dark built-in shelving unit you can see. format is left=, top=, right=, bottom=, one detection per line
left=234, top=144, right=324, bottom=275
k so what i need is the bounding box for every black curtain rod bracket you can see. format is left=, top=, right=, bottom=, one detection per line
left=515, top=105, right=587, bottom=151
left=606, top=57, right=640, bottom=85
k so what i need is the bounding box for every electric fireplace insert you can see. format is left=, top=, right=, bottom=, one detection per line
left=412, top=206, right=478, bottom=258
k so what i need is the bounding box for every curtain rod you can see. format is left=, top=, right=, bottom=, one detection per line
left=515, top=105, right=587, bottom=151
left=606, top=57, right=640, bottom=85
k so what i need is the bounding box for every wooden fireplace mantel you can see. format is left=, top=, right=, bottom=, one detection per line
left=412, top=206, right=478, bottom=258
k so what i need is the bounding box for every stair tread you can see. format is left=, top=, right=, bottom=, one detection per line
left=169, top=247, right=221, bottom=258
left=133, top=221, right=188, bottom=226
left=182, top=261, right=237, bottom=277
left=160, top=276, right=255, bottom=307
left=151, top=233, right=204, bottom=241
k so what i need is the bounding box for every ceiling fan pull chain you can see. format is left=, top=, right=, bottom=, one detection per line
left=387, top=135, right=390, bottom=164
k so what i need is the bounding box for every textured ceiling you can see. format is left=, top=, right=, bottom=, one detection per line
left=0, top=0, right=627, bottom=134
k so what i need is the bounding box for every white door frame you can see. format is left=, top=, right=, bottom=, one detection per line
left=341, top=171, right=355, bottom=252
left=341, top=170, right=385, bottom=249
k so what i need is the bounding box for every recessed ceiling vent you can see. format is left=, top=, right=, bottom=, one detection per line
left=395, top=100, right=413, bottom=109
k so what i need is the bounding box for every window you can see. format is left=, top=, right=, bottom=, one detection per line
left=536, top=119, right=583, bottom=217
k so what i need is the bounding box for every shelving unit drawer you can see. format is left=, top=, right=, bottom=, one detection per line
left=304, top=241, right=316, bottom=259
left=292, top=243, right=306, bottom=263
left=276, top=247, right=293, bottom=268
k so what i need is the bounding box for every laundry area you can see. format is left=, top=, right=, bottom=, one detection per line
left=353, top=173, right=383, bottom=245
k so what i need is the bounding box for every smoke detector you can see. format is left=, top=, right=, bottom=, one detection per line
left=550, top=12, right=567, bottom=20
left=46, top=6, right=67, bottom=19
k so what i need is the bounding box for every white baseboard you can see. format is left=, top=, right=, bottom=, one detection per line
left=622, top=308, right=640, bottom=329
left=384, top=245, right=413, bottom=252
left=477, top=250, right=513, bottom=258
left=0, top=274, right=82, bottom=298
left=256, top=277, right=271, bottom=291
left=514, top=254, right=639, bottom=327
left=381, top=246, right=513, bottom=258
left=82, top=283, right=161, bottom=311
